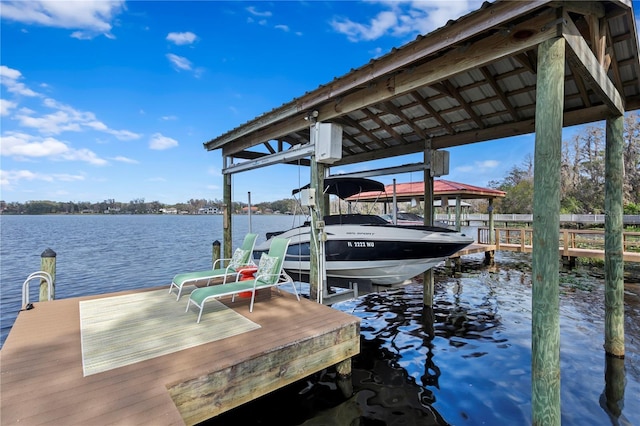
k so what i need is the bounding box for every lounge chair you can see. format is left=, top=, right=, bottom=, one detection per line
left=186, top=237, right=299, bottom=322
left=169, top=233, right=258, bottom=300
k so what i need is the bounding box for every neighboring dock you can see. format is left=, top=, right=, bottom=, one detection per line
left=448, top=227, right=640, bottom=265
left=0, top=286, right=360, bottom=425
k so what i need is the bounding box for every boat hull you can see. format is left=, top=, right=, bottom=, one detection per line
left=254, top=223, right=473, bottom=285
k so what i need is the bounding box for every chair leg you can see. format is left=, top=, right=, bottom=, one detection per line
left=249, top=290, right=256, bottom=312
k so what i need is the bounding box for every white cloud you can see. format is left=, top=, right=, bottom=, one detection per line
left=0, top=169, right=84, bottom=188
left=149, top=133, right=178, bottom=150
left=112, top=156, right=139, bottom=164
left=330, top=1, right=482, bottom=42
left=275, top=24, right=289, bottom=32
left=161, top=115, right=177, bottom=121
left=166, top=31, right=198, bottom=45
left=456, top=159, right=499, bottom=173
left=10, top=97, right=141, bottom=140
left=0, top=65, right=40, bottom=97
left=246, top=6, right=272, bottom=18
left=166, top=53, right=192, bottom=71
left=0, top=99, right=17, bottom=116
left=0, top=131, right=107, bottom=165
left=0, top=0, right=125, bottom=39
left=332, top=11, right=398, bottom=42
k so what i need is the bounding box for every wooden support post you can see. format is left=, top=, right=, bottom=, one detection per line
left=604, top=115, right=625, bottom=358
left=423, top=145, right=434, bottom=308
left=601, top=355, right=625, bottom=417
left=39, top=248, right=56, bottom=301
left=309, top=155, right=320, bottom=303
left=455, top=196, right=461, bottom=231
left=335, top=358, right=353, bottom=398
left=212, top=240, right=221, bottom=268
left=488, top=198, right=495, bottom=244
left=223, top=164, right=233, bottom=260
left=531, top=36, right=564, bottom=426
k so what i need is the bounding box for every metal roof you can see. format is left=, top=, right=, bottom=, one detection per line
left=204, top=0, right=640, bottom=169
left=348, top=180, right=507, bottom=203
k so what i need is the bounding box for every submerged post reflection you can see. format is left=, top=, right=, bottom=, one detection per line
left=600, top=354, right=627, bottom=425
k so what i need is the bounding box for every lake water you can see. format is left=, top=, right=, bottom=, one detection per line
left=1, top=215, right=639, bottom=425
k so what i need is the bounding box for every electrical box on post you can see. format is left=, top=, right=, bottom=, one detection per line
left=431, top=150, right=450, bottom=177
left=299, top=188, right=316, bottom=207
left=313, top=123, right=343, bottom=164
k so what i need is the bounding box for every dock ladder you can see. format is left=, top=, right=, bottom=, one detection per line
left=22, top=271, right=53, bottom=309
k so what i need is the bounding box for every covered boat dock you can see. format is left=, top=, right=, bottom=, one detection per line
left=202, top=1, right=640, bottom=423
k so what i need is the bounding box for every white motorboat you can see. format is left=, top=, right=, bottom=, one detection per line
left=254, top=178, right=474, bottom=285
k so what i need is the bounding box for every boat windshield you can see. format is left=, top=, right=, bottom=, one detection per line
left=323, top=214, right=390, bottom=225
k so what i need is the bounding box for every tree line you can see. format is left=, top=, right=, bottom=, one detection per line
left=0, top=197, right=300, bottom=216
left=489, top=113, right=640, bottom=215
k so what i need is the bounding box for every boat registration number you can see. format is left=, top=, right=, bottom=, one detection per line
left=347, top=241, right=374, bottom=248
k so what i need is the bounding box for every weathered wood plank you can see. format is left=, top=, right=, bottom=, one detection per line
left=168, top=322, right=360, bottom=425
left=1, top=288, right=360, bottom=426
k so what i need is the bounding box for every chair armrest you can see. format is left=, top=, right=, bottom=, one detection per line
left=213, top=257, right=231, bottom=269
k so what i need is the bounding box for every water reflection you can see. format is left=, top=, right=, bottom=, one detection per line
left=204, top=252, right=639, bottom=425
left=601, top=355, right=628, bottom=426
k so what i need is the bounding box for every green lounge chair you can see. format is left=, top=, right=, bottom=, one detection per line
left=186, top=237, right=299, bottom=322
left=169, top=233, right=258, bottom=300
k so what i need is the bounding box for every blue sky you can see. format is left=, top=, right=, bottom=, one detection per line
left=1, top=1, right=639, bottom=205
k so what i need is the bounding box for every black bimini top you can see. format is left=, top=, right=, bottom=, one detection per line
left=292, top=177, right=385, bottom=200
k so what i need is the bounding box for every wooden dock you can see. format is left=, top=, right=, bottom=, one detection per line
left=473, top=227, right=640, bottom=263
left=0, top=286, right=360, bottom=425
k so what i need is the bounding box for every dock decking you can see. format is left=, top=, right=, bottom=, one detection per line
left=0, top=286, right=360, bottom=425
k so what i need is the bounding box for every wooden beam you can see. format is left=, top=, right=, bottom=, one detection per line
left=206, top=1, right=554, bottom=152
left=222, top=8, right=559, bottom=156
left=333, top=118, right=373, bottom=153
left=550, top=1, right=605, bottom=18
left=563, top=11, right=624, bottom=115
left=605, top=22, right=625, bottom=94
left=379, top=100, right=430, bottom=140
left=263, top=141, right=276, bottom=154
left=362, top=108, right=405, bottom=144
left=531, top=36, right=564, bottom=426
left=442, top=80, right=485, bottom=129
left=332, top=103, right=612, bottom=166
left=221, top=114, right=310, bottom=157
left=169, top=322, right=359, bottom=425
left=604, top=115, right=625, bottom=358
left=338, top=115, right=390, bottom=149
left=222, top=160, right=232, bottom=260
left=319, top=9, right=558, bottom=121
left=513, top=50, right=538, bottom=74
left=409, top=91, right=455, bottom=135
left=480, top=66, right=519, bottom=121
left=298, top=1, right=553, bottom=109
left=567, top=60, right=593, bottom=106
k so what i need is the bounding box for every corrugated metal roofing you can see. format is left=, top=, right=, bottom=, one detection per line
left=349, top=180, right=507, bottom=202
left=204, top=0, right=640, bottom=169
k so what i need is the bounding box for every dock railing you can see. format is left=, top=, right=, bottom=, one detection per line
left=445, top=214, right=640, bottom=226
left=477, top=227, right=640, bottom=262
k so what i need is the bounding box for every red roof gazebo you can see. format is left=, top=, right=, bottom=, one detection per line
left=347, top=179, right=505, bottom=203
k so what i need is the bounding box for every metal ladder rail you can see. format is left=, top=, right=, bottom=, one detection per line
left=22, top=271, right=53, bottom=309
